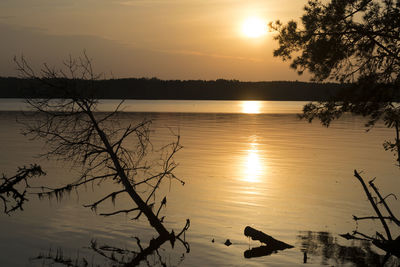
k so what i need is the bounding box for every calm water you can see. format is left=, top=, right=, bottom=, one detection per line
left=0, top=100, right=399, bottom=266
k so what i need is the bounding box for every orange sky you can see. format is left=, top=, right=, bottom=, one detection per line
left=0, top=0, right=310, bottom=81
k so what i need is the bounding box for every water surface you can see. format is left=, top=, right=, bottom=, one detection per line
left=0, top=100, right=398, bottom=266
left=0, top=99, right=306, bottom=114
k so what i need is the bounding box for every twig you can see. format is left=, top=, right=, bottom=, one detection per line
left=369, top=179, right=400, bottom=226
left=354, top=170, right=392, bottom=241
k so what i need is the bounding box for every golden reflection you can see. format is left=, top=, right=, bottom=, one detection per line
left=242, top=143, right=265, bottom=183
left=241, top=101, right=262, bottom=114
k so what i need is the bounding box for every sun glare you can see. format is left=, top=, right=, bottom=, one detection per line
left=242, top=143, right=265, bottom=183
left=241, top=17, right=267, bottom=38
left=242, top=101, right=262, bottom=114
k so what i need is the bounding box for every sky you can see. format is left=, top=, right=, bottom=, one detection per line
left=0, top=0, right=310, bottom=81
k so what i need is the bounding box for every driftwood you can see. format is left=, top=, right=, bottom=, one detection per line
left=244, top=226, right=293, bottom=258
left=244, top=226, right=294, bottom=249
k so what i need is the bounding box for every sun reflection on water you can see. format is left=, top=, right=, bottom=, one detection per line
left=241, top=101, right=262, bottom=114
left=242, top=143, right=265, bottom=183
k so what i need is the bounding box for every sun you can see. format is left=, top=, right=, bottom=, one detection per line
left=241, top=17, right=267, bottom=38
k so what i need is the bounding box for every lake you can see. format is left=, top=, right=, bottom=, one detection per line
left=0, top=99, right=399, bottom=266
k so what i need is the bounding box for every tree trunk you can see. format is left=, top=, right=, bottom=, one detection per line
left=86, top=107, right=170, bottom=238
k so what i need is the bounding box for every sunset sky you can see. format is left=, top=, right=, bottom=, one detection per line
left=0, top=0, right=310, bottom=81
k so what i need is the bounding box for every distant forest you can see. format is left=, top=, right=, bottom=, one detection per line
left=0, top=77, right=350, bottom=101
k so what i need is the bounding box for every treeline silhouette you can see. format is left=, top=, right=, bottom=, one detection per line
left=0, top=77, right=348, bottom=100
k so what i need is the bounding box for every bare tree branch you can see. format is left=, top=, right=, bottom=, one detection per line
left=354, top=170, right=392, bottom=240
left=0, top=164, right=45, bottom=214
left=16, top=54, right=189, bottom=246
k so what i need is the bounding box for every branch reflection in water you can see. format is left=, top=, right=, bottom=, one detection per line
left=297, top=231, right=399, bottom=266
left=32, top=230, right=190, bottom=267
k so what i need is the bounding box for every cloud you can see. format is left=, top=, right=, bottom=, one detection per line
left=159, top=49, right=264, bottom=62
left=0, top=15, right=16, bottom=19
left=113, top=0, right=243, bottom=7
left=113, top=0, right=174, bottom=6
left=0, top=23, right=299, bottom=81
